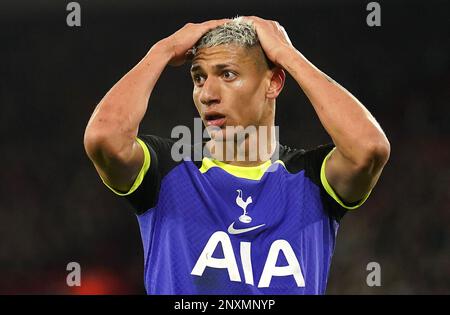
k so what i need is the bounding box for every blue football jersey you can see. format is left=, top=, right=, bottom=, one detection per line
left=102, top=135, right=370, bottom=294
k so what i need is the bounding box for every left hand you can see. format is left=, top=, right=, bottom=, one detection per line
left=242, top=16, right=295, bottom=67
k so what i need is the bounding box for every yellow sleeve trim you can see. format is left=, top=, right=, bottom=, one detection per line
left=101, top=137, right=151, bottom=196
left=320, top=147, right=371, bottom=210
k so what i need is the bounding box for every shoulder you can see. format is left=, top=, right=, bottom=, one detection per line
left=278, top=142, right=335, bottom=176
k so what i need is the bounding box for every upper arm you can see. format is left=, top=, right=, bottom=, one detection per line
left=324, top=146, right=388, bottom=204
left=86, top=137, right=149, bottom=195
left=86, top=134, right=177, bottom=214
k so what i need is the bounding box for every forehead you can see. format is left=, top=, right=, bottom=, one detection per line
left=191, top=45, right=258, bottom=72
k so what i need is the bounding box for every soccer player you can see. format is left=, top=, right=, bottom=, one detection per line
left=84, top=16, right=390, bottom=294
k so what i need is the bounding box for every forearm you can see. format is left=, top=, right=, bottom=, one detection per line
left=84, top=42, right=172, bottom=158
left=280, top=48, right=390, bottom=166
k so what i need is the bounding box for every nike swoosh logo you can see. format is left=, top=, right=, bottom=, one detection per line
left=227, top=222, right=266, bottom=235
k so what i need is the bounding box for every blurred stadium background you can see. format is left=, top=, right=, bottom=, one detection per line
left=0, top=0, right=448, bottom=294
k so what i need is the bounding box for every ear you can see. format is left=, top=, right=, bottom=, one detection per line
left=266, top=67, right=286, bottom=99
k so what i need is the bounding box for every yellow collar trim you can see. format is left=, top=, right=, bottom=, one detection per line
left=199, top=157, right=285, bottom=180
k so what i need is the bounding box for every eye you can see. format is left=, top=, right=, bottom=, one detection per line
left=193, top=74, right=205, bottom=85
left=222, top=71, right=237, bottom=80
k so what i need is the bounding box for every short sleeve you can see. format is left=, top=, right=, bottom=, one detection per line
left=320, top=148, right=372, bottom=211
left=301, top=143, right=371, bottom=221
left=124, top=135, right=177, bottom=215
left=100, top=138, right=151, bottom=197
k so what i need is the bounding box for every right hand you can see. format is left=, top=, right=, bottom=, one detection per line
left=157, top=19, right=230, bottom=66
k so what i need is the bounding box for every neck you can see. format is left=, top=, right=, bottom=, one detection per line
left=207, top=125, right=277, bottom=167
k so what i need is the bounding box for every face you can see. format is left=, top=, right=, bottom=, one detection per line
left=190, top=44, right=276, bottom=141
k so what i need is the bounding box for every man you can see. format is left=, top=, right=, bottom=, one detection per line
left=84, top=16, right=390, bottom=294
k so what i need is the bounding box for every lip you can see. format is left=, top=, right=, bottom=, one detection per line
left=206, top=117, right=226, bottom=127
left=203, top=111, right=227, bottom=128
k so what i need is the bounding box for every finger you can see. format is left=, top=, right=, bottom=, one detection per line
left=242, top=16, right=265, bottom=23
left=240, top=16, right=255, bottom=23
left=203, top=19, right=230, bottom=27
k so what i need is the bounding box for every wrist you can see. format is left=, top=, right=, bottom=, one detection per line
left=275, top=46, right=301, bottom=68
left=148, top=40, right=174, bottom=61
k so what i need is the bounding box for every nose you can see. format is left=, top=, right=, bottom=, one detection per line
left=199, top=77, right=221, bottom=107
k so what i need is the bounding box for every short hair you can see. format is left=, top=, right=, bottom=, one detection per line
left=192, top=16, right=275, bottom=69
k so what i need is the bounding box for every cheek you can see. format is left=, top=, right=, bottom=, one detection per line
left=230, top=80, right=266, bottom=116
left=192, top=90, right=201, bottom=110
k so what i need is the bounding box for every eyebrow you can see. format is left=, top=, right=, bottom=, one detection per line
left=190, top=63, right=239, bottom=73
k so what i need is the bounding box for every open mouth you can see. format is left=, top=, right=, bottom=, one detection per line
left=204, top=113, right=226, bottom=127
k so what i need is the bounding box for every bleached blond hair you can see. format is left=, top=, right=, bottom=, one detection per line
left=192, top=16, right=274, bottom=68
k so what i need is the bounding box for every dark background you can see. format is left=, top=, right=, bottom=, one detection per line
left=1, top=0, right=449, bottom=294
